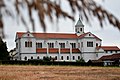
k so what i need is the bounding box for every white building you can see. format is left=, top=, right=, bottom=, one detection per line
left=14, top=18, right=120, bottom=62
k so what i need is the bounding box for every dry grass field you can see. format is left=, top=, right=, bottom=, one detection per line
left=0, top=65, right=120, bottom=80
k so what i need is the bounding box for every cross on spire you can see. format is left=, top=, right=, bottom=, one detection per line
left=79, top=14, right=82, bottom=21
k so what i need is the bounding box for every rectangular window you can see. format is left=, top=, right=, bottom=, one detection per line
left=96, top=43, right=98, bottom=46
left=59, top=43, right=65, bottom=48
left=25, top=42, right=27, bottom=47
left=80, top=28, right=82, bottom=31
left=71, top=43, right=76, bottom=48
left=48, top=43, right=54, bottom=48
left=36, top=43, right=42, bottom=48
left=55, top=56, right=57, bottom=60
left=67, top=56, right=69, bottom=60
left=25, top=41, right=32, bottom=47
left=87, top=41, right=93, bottom=47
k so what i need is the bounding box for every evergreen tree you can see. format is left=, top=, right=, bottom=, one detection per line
left=0, top=37, right=9, bottom=60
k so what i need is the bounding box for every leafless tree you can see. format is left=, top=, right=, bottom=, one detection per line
left=0, top=0, right=120, bottom=38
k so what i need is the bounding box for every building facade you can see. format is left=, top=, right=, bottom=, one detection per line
left=14, top=18, right=120, bottom=62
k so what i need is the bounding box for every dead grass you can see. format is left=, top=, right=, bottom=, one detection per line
left=0, top=65, right=120, bottom=80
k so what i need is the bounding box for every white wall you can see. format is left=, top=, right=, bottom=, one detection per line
left=20, top=38, right=36, bottom=53
left=82, top=53, right=96, bottom=62
left=20, top=53, right=81, bottom=61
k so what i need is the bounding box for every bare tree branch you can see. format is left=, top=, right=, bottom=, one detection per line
left=0, top=0, right=120, bottom=38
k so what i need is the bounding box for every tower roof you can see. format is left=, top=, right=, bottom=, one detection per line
left=75, top=18, right=84, bottom=27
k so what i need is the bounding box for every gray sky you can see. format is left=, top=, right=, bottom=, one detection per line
left=3, top=0, right=120, bottom=51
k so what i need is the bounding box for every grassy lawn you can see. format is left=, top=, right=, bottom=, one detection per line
left=0, top=65, right=120, bottom=80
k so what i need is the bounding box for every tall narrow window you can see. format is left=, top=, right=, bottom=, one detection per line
left=73, top=56, right=75, bottom=60
left=30, top=41, right=32, bottom=47
left=67, top=56, right=69, bottom=60
left=71, top=43, right=76, bottom=48
left=81, top=42, right=83, bottom=47
left=25, top=41, right=32, bottom=47
left=48, top=43, right=54, bottom=48
left=61, top=56, right=63, bottom=60
left=25, top=42, right=27, bottom=47
left=80, top=28, right=82, bottom=31
left=59, top=43, right=65, bottom=48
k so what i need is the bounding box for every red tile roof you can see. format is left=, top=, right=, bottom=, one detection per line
left=36, top=48, right=81, bottom=53
left=36, top=48, right=47, bottom=53
left=99, top=53, right=120, bottom=60
left=60, top=48, right=70, bottom=53
left=96, top=46, right=120, bottom=51
left=16, top=32, right=101, bottom=40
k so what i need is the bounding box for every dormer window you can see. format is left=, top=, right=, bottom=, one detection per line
left=27, top=34, right=29, bottom=36
left=89, top=34, right=91, bottom=36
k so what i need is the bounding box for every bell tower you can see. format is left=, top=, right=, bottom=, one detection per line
left=75, top=16, right=84, bottom=36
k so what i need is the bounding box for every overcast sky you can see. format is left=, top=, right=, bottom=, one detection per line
left=3, top=0, right=120, bottom=51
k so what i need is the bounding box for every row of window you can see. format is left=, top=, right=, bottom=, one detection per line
left=36, top=43, right=42, bottom=48
left=25, top=41, right=32, bottom=47
left=24, top=56, right=81, bottom=60
left=105, top=51, right=118, bottom=53
left=75, top=28, right=83, bottom=33
left=48, top=43, right=54, bottom=48
left=24, top=41, right=98, bottom=48
left=25, top=42, right=77, bottom=48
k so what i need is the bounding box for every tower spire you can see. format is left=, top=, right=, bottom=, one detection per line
left=79, top=14, right=82, bottom=21
left=75, top=15, right=84, bottom=36
left=79, top=14, right=81, bottom=20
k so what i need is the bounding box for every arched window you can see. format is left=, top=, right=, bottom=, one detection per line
left=25, top=41, right=32, bottom=47
left=67, top=56, right=69, bottom=60
left=61, top=56, right=63, bottom=60
left=31, top=56, right=33, bottom=59
left=37, top=56, right=39, bottom=59
left=30, top=41, right=32, bottom=47
left=25, top=42, right=27, bottom=47
left=24, top=56, right=27, bottom=60
left=78, top=56, right=80, bottom=60
left=73, top=56, right=75, bottom=60
left=80, top=28, right=82, bottom=31
left=55, top=56, right=57, bottom=60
